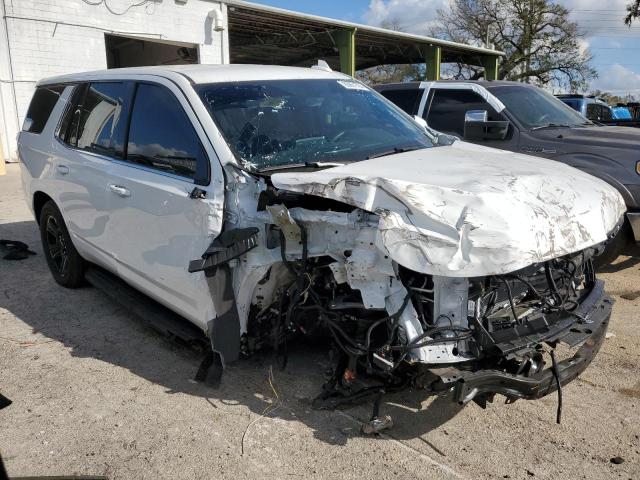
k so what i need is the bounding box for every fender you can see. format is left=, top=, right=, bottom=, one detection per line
left=554, top=154, right=636, bottom=208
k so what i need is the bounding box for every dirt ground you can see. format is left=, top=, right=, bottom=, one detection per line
left=1, top=162, right=639, bottom=480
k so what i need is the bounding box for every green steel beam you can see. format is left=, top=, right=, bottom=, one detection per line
left=424, top=45, right=441, bottom=81
left=482, top=55, right=500, bottom=81
left=333, top=28, right=356, bottom=76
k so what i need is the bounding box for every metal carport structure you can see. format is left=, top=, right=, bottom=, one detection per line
left=222, top=0, right=504, bottom=80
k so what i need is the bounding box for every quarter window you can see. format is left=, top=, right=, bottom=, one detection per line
left=24, top=85, right=65, bottom=134
left=126, top=83, right=208, bottom=183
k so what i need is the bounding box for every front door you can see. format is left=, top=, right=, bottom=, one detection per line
left=423, top=87, right=520, bottom=150
left=105, top=79, right=223, bottom=328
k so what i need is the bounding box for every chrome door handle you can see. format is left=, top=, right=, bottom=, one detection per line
left=56, top=164, right=69, bottom=175
left=109, top=184, right=130, bottom=197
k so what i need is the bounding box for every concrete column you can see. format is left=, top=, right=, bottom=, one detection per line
left=333, top=28, right=356, bottom=77
left=482, top=56, right=500, bottom=81
left=424, top=45, right=441, bottom=81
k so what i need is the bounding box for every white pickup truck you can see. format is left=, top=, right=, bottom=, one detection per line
left=18, top=65, right=624, bottom=422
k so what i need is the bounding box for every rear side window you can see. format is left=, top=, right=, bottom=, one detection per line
left=75, top=82, right=129, bottom=158
left=24, top=86, right=65, bottom=134
left=379, top=88, right=422, bottom=115
left=126, top=83, right=208, bottom=183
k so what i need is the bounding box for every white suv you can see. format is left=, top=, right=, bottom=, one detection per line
left=19, top=65, right=625, bottom=416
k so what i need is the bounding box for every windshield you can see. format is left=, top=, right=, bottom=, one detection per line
left=488, top=85, right=592, bottom=129
left=196, top=79, right=433, bottom=171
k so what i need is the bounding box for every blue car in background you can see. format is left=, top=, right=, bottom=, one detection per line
left=612, top=106, right=633, bottom=120
left=556, top=94, right=613, bottom=122
left=556, top=94, right=640, bottom=128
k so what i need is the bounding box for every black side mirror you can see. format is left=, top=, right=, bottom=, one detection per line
left=463, top=110, right=509, bottom=141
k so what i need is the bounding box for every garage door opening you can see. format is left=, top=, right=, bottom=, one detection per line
left=105, top=34, right=199, bottom=69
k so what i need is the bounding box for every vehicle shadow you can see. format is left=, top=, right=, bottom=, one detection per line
left=0, top=219, right=464, bottom=447
left=598, top=255, right=640, bottom=273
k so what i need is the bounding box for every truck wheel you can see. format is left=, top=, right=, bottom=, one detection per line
left=39, top=200, right=85, bottom=288
left=593, top=221, right=631, bottom=270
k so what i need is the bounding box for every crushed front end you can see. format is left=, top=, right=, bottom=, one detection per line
left=245, top=209, right=611, bottom=412
left=204, top=160, right=620, bottom=426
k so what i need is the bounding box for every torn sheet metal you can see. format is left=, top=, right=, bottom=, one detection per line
left=271, top=141, right=627, bottom=277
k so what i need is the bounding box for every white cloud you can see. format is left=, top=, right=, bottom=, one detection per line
left=557, top=0, right=640, bottom=37
left=363, top=0, right=450, bottom=34
left=577, top=38, right=590, bottom=55
left=589, top=63, right=640, bottom=94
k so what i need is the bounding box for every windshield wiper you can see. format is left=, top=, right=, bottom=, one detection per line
left=258, top=161, right=345, bottom=173
left=531, top=123, right=574, bottom=131
left=365, top=146, right=424, bottom=160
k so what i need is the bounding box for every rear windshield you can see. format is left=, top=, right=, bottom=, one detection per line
left=196, top=79, right=432, bottom=171
left=24, top=85, right=65, bottom=134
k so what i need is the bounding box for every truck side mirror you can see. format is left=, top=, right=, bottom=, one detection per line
left=464, top=109, right=509, bottom=141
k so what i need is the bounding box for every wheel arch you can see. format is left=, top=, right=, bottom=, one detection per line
left=33, top=191, right=54, bottom=222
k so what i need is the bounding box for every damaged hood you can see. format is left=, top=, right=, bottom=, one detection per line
left=270, top=141, right=626, bottom=277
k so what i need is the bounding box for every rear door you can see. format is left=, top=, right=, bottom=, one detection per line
left=104, top=79, right=221, bottom=328
left=50, top=81, right=133, bottom=270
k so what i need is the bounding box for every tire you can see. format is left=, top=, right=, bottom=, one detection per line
left=39, top=200, right=85, bottom=288
left=593, top=221, right=631, bottom=270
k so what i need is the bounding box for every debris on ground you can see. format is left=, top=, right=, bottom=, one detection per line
left=0, top=239, right=36, bottom=260
left=610, top=456, right=625, bottom=464
left=0, top=393, right=11, bottom=410
left=240, top=366, right=281, bottom=455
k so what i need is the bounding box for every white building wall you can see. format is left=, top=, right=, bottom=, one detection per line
left=0, top=0, right=228, bottom=162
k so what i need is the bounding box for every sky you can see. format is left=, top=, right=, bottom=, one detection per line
left=250, top=0, right=640, bottom=96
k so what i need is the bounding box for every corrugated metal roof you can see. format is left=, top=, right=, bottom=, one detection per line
left=221, top=0, right=503, bottom=69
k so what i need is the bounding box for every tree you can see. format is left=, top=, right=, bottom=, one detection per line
left=588, top=90, right=637, bottom=105
left=625, top=0, right=640, bottom=25
left=432, top=0, right=597, bottom=90
left=357, top=64, right=423, bottom=85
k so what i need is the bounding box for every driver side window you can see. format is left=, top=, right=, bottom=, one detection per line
left=424, top=88, right=503, bottom=137
left=126, top=83, right=209, bottom=184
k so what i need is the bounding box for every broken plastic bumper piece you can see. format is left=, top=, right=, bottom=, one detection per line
left=188, top=227, right=259, bottom=273
left=432, top=280, right=612, bottom=405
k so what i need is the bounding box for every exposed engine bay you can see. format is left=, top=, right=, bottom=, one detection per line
left=190, top=158, right=620, bottom=430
